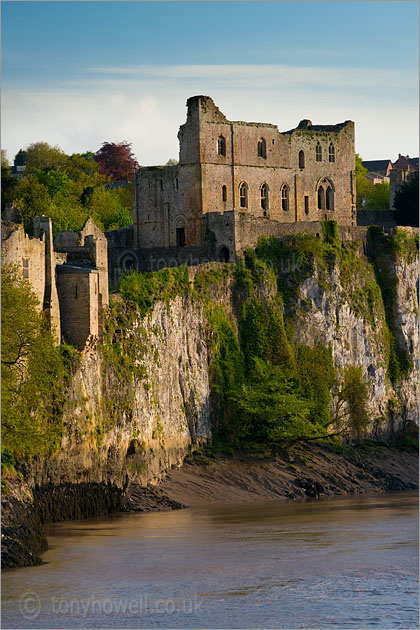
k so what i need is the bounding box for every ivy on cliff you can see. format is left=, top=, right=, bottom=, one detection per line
left=367, top=226, right=418, bottom=383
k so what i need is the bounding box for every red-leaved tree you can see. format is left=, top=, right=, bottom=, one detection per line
left=94, top=142, right=139, bottom=182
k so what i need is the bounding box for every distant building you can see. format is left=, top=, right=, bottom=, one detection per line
left=361, top=159, right=392, bottom=177
left=390, top=154, right=419, bottom=208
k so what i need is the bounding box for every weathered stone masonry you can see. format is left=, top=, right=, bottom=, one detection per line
left=1, top=214, right=108, bottom=350
left=132, top=95, right=356, bottom=266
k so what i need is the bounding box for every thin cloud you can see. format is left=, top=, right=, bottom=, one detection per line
left=2, top=64, right=418, bottom=164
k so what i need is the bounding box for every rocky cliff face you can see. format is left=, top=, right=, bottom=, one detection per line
left=25, top=235, right=419, bottom=491
left=27, top=297, right=212, bottom=490
left=3, top=231, right=418, bottom=569
left=295, top=253, right=418, bottom=435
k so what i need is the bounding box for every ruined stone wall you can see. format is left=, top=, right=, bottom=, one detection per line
left=286, top=123, right=355, bottom=225
left=1, top=223, right=46, bottom=308
left=81, top=217, right=109, bottom=307
left=56, top=268, right=100, bottom=349
left=357, top=209, right=397, bottom=228
left=233, top=213, right=368, bottom=254
left=133, top=96, right=355, bottom=251
left=133, top=164, right=202, bottom=250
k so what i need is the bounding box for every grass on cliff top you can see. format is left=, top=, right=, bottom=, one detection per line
left=120, top=265, right=191, bottom=318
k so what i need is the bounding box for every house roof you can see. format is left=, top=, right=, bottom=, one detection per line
left=361, top=160, right=392, bottom=173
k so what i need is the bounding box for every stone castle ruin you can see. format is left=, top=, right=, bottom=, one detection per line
left=3, top=95, right=411, bottom=345
left=1, top=211, right=108, bottom=350
left=108, top=95, right=362, bottom=280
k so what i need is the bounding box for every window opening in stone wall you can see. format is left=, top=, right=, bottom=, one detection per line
left=75, top=284, right=78, bottom=299
left=281, top=184, right=289, bottom=211
left=22, top=257, right=29, bottom=279
left=176, top=227, right=185, bottom=247
left=222, top=185, right=227, bottom=202
left=316, top=143, right=322, bottom=162
left=160, top=180, right=163, bottom=191
left=326, top=185, right=334, bottom=210
left=304, top=195, right=309, bottom=215
left=239, top=182, right=248, bottom=208
left=175, top=178, right=179, bottom=190
left=219, top=246, right=230, bottom=263
left=318, top=186, right=325, bottom=210
left=260, top=183, right=269, bottom=210
left=329, top=143, right=335, bottom=163
left=257, top=138, right=266, bottom=158
left=217, top=135, right=226, bottom=157
left=299, top=150, right=305, bottom=168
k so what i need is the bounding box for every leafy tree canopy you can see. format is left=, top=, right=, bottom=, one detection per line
left=9, top=141, right=134, bottom=234
left=364, top=181, right=390, bottom=210
left=25, top=142, right=67, bottom=173
left=393, top=173, right=419, bottom=227
left=95, top=141, right=139, bottom=182
left=14, top=149, right=27, bottom=166
left=1, top=265, right=65, bottom=458
left=1, top=150, right=17, bottom=211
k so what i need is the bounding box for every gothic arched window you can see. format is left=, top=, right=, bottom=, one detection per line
left=326, top=185, right=334, bottom=210
left=239, top=182, right=248, bottom=208
left=329, top=143, right=335, bottom=163
left=261, top=183, right=269, bottom=210
left=318, top=186, right=325, bottom=210
left=281, top=184, right=289, bottom=211
left=316, top=143, right=322, bottom=162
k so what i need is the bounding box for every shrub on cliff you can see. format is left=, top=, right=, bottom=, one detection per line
left=1, top=265, right=65, bottom=457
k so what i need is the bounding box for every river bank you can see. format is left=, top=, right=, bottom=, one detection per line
left=2, top=440, right=418, bottom=570
left=122, top=440, right=419, bottom=511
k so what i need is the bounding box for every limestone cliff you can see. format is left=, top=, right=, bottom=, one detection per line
left=2, top=228, right=419, bottom=569
left=26, top=229, right=418, bottom=490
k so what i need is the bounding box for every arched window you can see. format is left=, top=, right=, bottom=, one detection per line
left=281, top=184, right=289, bottom=211
left=239, top=182, right=248, bottom=208
left=222, top=185, right=227, bottom=202
left=260, top=183, right=269, bottom=210
left=326, top=185, right=334, bottom=210
left=257, top=138, right=266, bottom=158
left=299, top=150, right=305, bottom=168
left=318, top=186, right=325, bottom=210
left=329, top=143, right=335, bottom=163
left=316, top=143, right=322, bottom=162
left=217, top=135, right=226, bottom=157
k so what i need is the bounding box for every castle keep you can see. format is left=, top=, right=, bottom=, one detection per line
left=132, top=95, right=356, bottom=265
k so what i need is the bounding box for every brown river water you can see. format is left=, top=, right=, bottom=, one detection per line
left=2, top=491, right=418, bottom=629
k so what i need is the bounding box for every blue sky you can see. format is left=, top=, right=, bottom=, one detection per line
left=2, top=1, right=419, bottom=164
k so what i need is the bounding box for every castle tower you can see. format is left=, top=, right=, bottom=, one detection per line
left=33, top=216, right=61, bottom=343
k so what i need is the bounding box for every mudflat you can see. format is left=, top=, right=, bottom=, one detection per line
left=122, top=442, right=419, bottom=511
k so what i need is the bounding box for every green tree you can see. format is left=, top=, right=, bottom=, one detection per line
left=25, top=142, right=67, bottom=173
left=341, top=365, right=370, bottom=439
left=13, top=174, right=54, bottom=232
left=14, top=149, right=27, bottom=166
left=355, top=154, right=373, bottom=210
left=1, top=150, right=17, bottom=211
left=365, top=181, right=390, bottom=210
left=393, top=173, right=419, bottom=227
left=229, top=358, right=313, bottom=441
left=1, top=266, right=65, bottom=457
